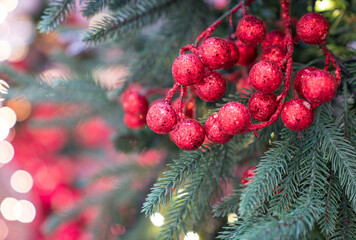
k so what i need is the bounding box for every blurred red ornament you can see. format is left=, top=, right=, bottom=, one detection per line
left=241, top=166, right=257, bottom=187
left=75, top=117, right=113, bottom=147
left=261, top=30, right=285, bottom=50
left=235, top=40, right=257, bottom=66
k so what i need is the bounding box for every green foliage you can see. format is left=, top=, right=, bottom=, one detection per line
left=213, top=190, right=241, bottom=217
left=82, top=0, right=109, bottom=17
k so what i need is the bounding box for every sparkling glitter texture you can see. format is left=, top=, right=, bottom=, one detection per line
left=197, top=37, right=239, bottom=70
left=281, top=99, right=315, bottom=131
left=146, top=102, right=177, bottom=134
left=204, top=113, right=233, bottom=144
left=296, top=12, right=329, bottom=44
left=249, top=60, right=283, bottom=93
left=172, top=54, right=205, bottom=86
left=302, top=69, right=337, bottom=104
left=122, top=91, right=149, bottom=115
left=171, top=119, right=205, bottom=151
left=235, top=40, right=257, bottom=66
left=218, top=102, right=251, bottom=135
left=194, top=71, right=226, bottom=102
left=236, top=15, right=267, bottom=46
left=248, top=92, right=278, bottom=121
left=241, top=167, right=257, bottom=187
left=293, top=66, right=317, bottom=98
left=123, top=113, right=146, bottom=129
left=260, top=45, right=286, bottom=63
left=261, top=30, right=285, bottom=50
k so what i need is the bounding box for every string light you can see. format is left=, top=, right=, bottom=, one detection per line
left=0, top=107, right=17, bottom=128
left=0, top=40, right=11, bottom=61
left=227, top=213, right=238, bottom=224
left=0, top=0, right=19, bottom=12
left=0, top=118, right=10, bottom=141
left=315, top=0, right=335, bottom=12
left=184, top=232, right=199, bottom=240
left=10, top=170, right=33, bottom=193
left=0, top=4, right=7, bottom=24
left=0, top=197, right=18, bottom=221
left=14, top=200, right=36, bottom=223
left=0, top=140, right=14, bottom=164
left=150, top=213, right=165, bottom=227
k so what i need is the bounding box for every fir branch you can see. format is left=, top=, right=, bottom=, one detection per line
left=37, top=0, right=76, bottom=33
left=108, top=0, right=136, bottom=11
left=332, top=193, right=356, bottom=240
left=83, top=0, right=180, bottom=44
left=213, top=190, right=242, bottom=217
left=82, top=0, right=109, bottom=17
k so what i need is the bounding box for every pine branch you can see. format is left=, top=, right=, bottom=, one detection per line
left=108, top=0, right=136, bottom=11
left=83, top=0, right=181, bottom=44
left=213, top=190, right=242, bottom=217
left=82, top=0, right=109, bottom=17
left=37, top=0, right=76, bottom=33
left=332, top=193, right=356, bottom=240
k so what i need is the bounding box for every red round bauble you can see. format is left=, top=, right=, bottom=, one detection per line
left=172, top=54, right=205, bottom=86
left=123, top=113, right=146, bottom=129
left=235, top=40, right=258, bottom=66
left=204, top=113, right=233, bottom=144
left=197, top=37, right=239, bottom=70
left=261, top=30, right=285, bottom=50
left=293, top=66, right=317, bottom=97
left=260, top=45, right=286, bottom=63
left=121, top=91, right=148, bottom=115
left=171, top=119, right=205, bottom=151
left=281, top=99, right=315, bottom=131
left=248, top=92, right=278, bottom=121
left=236, top=15, right=267, bottom=46
left=296, top=12, right=329, bottom=44
left=241, top=167, right=257, bottom=186
left=302, top=69, right=337, bottom=104
left=218, top=102, right=251, bottom=135
left=194, top=71, right=226, bottom=102
left=146, top=102, right=177, bottom=134
left=249, top=60, right=283, bottom=93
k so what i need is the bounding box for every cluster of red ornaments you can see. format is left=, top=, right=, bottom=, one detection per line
left=121, top=89, right=148, bottom=129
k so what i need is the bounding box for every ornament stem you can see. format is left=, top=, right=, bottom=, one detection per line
left=165, top=82, right=180, bottom=104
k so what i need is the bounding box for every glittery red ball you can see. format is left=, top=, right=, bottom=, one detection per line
left=296, top=12, right=329, bottom=44
left=218, top=102, right=251, bottom=135
left=146, top=102, right=177, bottom=134
left=302, top=69, right=337, bottom=104
left=124, top=113, right=146, bottom=129
left=293, top=66, right=317, bottom=97
left=235, top=40, right=258, bottom=66
left=198, top=37, right=239, bottom=70
left=122, top=91, right=148, bottom=115
left=171, top=119, right=205, bottom=151
left=281, top=99, right=315, bottom=131
left=260, top=45, right=286, bottom=63
left=241, top=167, right=257, bottom=186
left=248, top=92, right=278, bottom=121
left=261, top=30, right=285, bottom=50
left=194, top=71, right=226, bottom=102
left=204, top=113, right=233, bottom=144
left=236, top=15, right=267, bottom=46
left=249, top=60, right=283, bottom=93
left=172, top=54, right=205, bottom=86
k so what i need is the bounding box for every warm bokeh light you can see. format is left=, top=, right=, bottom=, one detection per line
left=0, top=107, right=17, bottom=128
left=0, top=40, right=11, bottom=61
left=14, top=200, right=36, bottom=223
left=0, top=118, right=10, bottom=141
left=315, top=0, right=335, bottom=11
left=10, top=17, right=35, bottom=44
left=0, top=79, right=9, bottom=96
left=0, top=197, right=18, bottom=221
left=0, top=140, right=14, bottom=164
left=0, top=0, right=18, bottom=12
left=150, top=213, right=165, bottom=227
left=0, top=4, right=7, bottom=24
left=10, top=170, right=33, bottom=193
left=227, top=213, right=238, bottom=224
left=0, top=220, right=8, bottom=239
left=89, top=13, right=111, bottom=30
left=184, top=232, right=199, bottom=240
left=8, top=44, right=29, bottom=62
left=6, top=97, right=32, bottom=122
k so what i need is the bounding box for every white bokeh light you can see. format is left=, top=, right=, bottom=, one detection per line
left=0, top=197, right=18, bottom=221
left=0, top=140, right=14, bottom=164
left=0, top=40, right=11, bottom=61
left=10, top=170, right=33, bottom=193
left=0, top=118, right=10, bottom=141
left=0, top=4, right=7, bottom=24
left=184, top=232, right=199, bottom=240
left=0, top=220, right=8, bottom=239
left=0, top=0, right=18, bottom=12
left=150, top=213, right=165, bottom=227
left=0, top=107, right=16, bottom=128
left=14, top=200, right=36, bottom=223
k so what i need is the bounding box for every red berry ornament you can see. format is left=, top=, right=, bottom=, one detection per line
left=123, top=113, right=146, bottom=129
left=296, top=12, right=329, bottom=44
left=204, top=113, right=233, bottom=144
left=198, top=37, right=239, bottom=70
left=146, top=102, right=177, bottom=134
left=302, top=69, right=337, bottom=104
left=260, top=45, right=286, bottom=63
left=122, top=91, right=148, bottom=115
left=235, top=40, right=258, bottom=66
left=248, top=92, right=278, bottom=121
left=172, top=54, right=205, bottom=86
left=249, top=60, right=283, bottom=93
left=281, top=99, right=315, bottom=131
left=293, top=67, right=317, bottom=97
left=194, top=71, right=226, bottom=102
left=261, top=30, right=285, bottom=50
left=218, top=102, right=251, bottom=135
left=171, top=119, right=205, bottom=151
left=241, top=167, right=257, bottom=187
left=236, top=15, right=267, bottom=46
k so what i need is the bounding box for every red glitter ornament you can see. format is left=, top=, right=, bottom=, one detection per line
left=197, top=37, right=239, bottom=70
left=123, top=113, right=146, bottom=129
left=296, top=12, right=329, bottom=44
left=281, top=99, right=315, bottom=131
left=260, top=45, right=286, bottom=63
left=194, top=70, right=226, bottom=102
left=249, top=60, right=283, bottom=93
left=236, top=15, right=267, bottom=46
left=204, top=113, right=233, bottom=144
left=248, top=92, right=278, bottom=121
left=241, top=167, right=257, bottom=187
left=146, top=102, right=177, bottom=134
left=302, top=69, right=337, bottom=104
left=293, top=66, right=317, bottom=97
left=121, top=91, right=148, bottom=115
left=218, top=102, right=251, bottom=135
left=261, top=30, right=285, bottom=50
left=172, top=54, right=205, bottom=86
left=171, top=119, right=205, bottom=151
left=235, top=40, right=258, bottom=66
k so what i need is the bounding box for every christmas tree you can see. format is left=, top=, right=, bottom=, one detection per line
left=0, top=0, right=355, bottom=239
